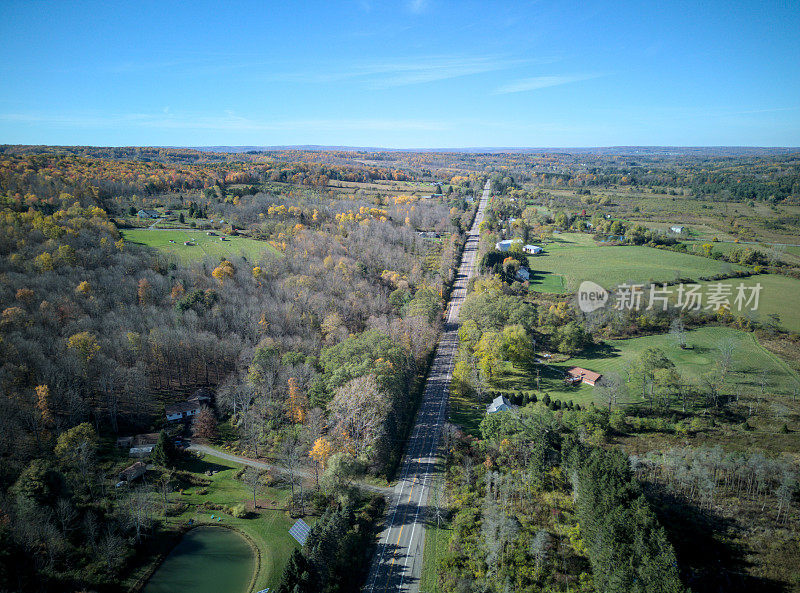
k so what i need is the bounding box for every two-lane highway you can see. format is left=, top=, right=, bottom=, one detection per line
left=364, top=180, right=491, bottom=593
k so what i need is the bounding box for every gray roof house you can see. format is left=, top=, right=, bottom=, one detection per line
left=515, top=268, right=531, bottom=282
left=495, top=238, right=523, bottom=252
left=487, top=395, right=513, bottom=414
left=137, top=209, right=160, bottom=219
left=165, top=401, right=202, bottom=422
left=118, top=461, right=147, bottom=482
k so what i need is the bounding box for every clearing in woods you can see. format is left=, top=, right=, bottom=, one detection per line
left=121, top=229, right=279, bottom=264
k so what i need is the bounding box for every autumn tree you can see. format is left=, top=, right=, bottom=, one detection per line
left=75, top=281, right=91, bottom=297
left=287, top=377, right=307, bottom=423
left=212, top=260, right=235, bottom=284
left=309, top=437, right=334, bottom=486
left=192, top=407, right=218, bottom=441
left=67, top=331, right=100, bottom=364
left=54, top=423, right=98, bottom=483
left=329, top=375, right=388, bottom=457
left=137, top=278, right=151, bottom=306
left=35, top=385, right=53, bottom=426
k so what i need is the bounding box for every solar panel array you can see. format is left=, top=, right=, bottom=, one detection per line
left=288, top=519, right=311, bottom=545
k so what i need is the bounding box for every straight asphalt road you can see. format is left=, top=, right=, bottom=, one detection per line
left=363, top=180, right=491, bottom=593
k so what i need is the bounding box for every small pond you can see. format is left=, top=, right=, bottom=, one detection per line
left=143, top=526, right=256, bottom=593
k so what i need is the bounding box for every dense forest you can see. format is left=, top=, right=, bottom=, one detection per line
left=0, top=147, right=479, bottom=591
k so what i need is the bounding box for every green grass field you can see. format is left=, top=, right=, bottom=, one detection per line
left=122, top=229, right=278, bottom=264
left=526, top=233, right=744, bottom=293
left=454, top=327, right=800, bottom=426
left=687, top=274, right=800, bottom=333
left=162, top=454, right=299, bottom=592
left=541, top=327, right=800, bottom=404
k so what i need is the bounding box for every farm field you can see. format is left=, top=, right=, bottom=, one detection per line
left=682, top=239, right=800, bottom=267
left=687, top=274, right=800, bottom=333
left=630, top=221, right=739, bottom=242
left=122, top=229, right=279, bottom=264
left=525, top=233, right=744, bottom=293
left=481, top=327, right=800, bottom=413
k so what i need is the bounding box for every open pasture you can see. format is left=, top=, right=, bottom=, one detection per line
left=685, top=274, right=800, bottom=333
left=525, top=233, right=744, bottom=293
left=122, top=229, right=278, bottom=264
left=490, top=327, right=800, bottom=408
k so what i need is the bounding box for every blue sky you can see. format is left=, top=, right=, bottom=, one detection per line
left=1, top=0, right=798, bottom=147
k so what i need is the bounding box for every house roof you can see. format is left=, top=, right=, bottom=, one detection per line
left=189, top=387, right=213, bottom=402
left=138, top=209, right=160, bottom=217
left=487, top=395, right=512, bottom=413
left=120, top=461, right=146, bottom=480
left=166, top=401, right=202, bottom=415
left=565, top=367, right=602, bottom=383
left=133, top=433, right=159, bottom=447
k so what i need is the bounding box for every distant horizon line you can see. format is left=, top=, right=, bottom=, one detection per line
left=3, top=143, right=799, bottom=154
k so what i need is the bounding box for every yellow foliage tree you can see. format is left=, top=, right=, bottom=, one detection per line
left=75, top=280, right=91, bottom=296
left=287, top=377, right=306, bottom=423
left=212, top=260, right=235, bottom=284
left=67, top=331, right=100, bottom=363
left=309, top=437, right=333, bottom=469
left=35, top=385, right=53, bottom=425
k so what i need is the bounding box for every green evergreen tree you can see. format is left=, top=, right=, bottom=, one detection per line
left=151, top=430, right=175, bottom=467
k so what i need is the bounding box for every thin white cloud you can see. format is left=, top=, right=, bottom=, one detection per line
left=407, top=0, right=429, bottom=14
left=0, top=111, right=448, bottom=133
left=494, top=73, right=604, bottom=95
left=273, top=55, right=541, bottom=89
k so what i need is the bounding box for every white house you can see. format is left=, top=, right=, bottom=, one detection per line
left=137, top=209, right=160, bottom=219
left=515, top=268, right=530, bottom=282
left=165, top=401, right=202, bottom=422
left=670, top=226, right=685, bottom=234
left=523, top=244, right=543, bottom=254
left=496, top=238, right=523, bottom=252
left=487, top=395, right=513, bottom=414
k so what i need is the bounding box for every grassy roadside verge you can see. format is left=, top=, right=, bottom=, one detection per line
left=420, top=456, right=448, bottom=593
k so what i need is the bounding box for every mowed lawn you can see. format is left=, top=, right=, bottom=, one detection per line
left=162, top=454, right=300, bottom=593
left=122, top=229, right=278, bottom=264
left=525, top=233, right=744, bottom=293
left=485, top=327, right=800, bottom=410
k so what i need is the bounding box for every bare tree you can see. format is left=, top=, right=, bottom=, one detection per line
left=55, top=498, right=77, bottom=537
left=669, top=317, right=687, bottom=349
left=717, top=337, right=736, bottom=384
left=280, top=437, right=305, bottom=514
left=99, top=530, right=126, bottom=574
left=329, top=375, right=388, bottom=457
left=530, top=529, right=552, bottom=571
left=241, top=467, right=263, bottom=510
left=121, top=487, right=155, bottom=543
left=156, top=470, right=174, bottom=506
left=596, top=373, right=624, bottom=413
